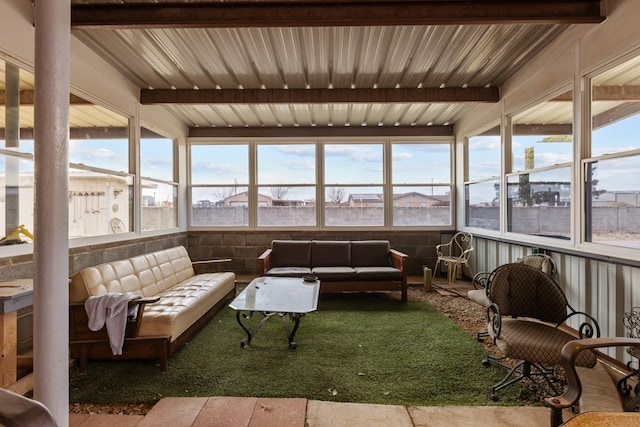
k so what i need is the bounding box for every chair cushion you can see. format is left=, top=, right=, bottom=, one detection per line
left=311, top=241, right=351, bottom=267
left=467, top=289, right=491, bottom=308
left=351, top=240, right=392, bottom=267
left=493, top=318, right=597, bottom=368
left=489, top=263, right=568, bottom=323
left=270, top=240, right=311, bottom=268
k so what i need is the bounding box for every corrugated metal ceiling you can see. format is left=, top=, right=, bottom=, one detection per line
left=73, top=23, right=567, bottom=129
left=3, top=1, right=618, bottom=133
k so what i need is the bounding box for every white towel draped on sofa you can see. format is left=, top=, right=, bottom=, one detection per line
left=84, top=292, right=142, bottom=355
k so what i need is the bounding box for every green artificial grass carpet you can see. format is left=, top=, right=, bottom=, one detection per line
left=69, top=293, right=526, bottom=407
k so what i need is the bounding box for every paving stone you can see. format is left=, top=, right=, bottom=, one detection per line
left=306, top=400, right=413, bottom=427
left=192, top=396, right=257, bottom=427
left=137, top=397, right=208, bottom=427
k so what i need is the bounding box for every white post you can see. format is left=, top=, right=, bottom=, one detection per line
left=33, top=1, right=70, bottom=425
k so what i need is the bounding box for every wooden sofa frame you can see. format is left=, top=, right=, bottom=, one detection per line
left=259, top=241, right=408, bottom=302
left=69, top=257, right=233, bottom=371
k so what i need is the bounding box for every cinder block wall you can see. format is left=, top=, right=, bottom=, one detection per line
left=187, top=230, right=450, bottom=278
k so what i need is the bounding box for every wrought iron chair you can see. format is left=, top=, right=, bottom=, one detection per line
left=545, top=337, right=640, bottom=427
left=483, top=263, right=600, bottom=401
left=433, top=231, right=473, bottom=283
left=616, top=307, right=640, bottom=410
left=468, top=253, right=557, bottom=341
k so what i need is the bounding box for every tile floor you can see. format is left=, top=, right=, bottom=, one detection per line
left=69, top=396, right=553, bottom=427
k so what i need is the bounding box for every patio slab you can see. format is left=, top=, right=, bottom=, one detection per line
left=408, top=405, right=549, bottom=427
left=306, top=400, right=413, bottom=427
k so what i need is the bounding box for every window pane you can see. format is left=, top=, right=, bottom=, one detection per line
left=141, top=129, right=174, bottom=182
left=586, top=156, right=640, bottom=247
left=141, top=128, right=176, bottom=231
left=0, top=154, right=34, bottom=239
left=191, top=186, right=249, bottom=226
left=257, top=186, right=316, bottom=226
left=258, top=144, right=315, bottom=185
left=465, top=180, right=500, bottom=231
left=1, top=63, right=34, bottom=155
left=141, top=180, right=177, bottom=231
left=69, top=169, right=133, bottom=237
left=512, top=90, right=573, bottom=172
left=468, top=126, right=500, bottom=180
left=591, top=55, right=640, bottom=156
left=324, top=144, right=383, bottom=184
left=69, top=112, right=130, bottom=172
left=392, top=186, right=451, bottom=226
left=191, top=145, right=248, bottom=185
left=325, top=186, right=383, bottom=226
left=507, top=167, right=571, bottom=239
left=392, top=143, right=450, bottom=184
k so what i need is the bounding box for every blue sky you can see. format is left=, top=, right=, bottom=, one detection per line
left=3, top=113, right=637, bottom=203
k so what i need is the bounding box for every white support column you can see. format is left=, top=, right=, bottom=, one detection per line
left=33, top=1, right=70, bottom=426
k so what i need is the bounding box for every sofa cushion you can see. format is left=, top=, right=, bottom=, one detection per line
left=266, top=267, right=312, bottom=277
left=351, top=240, right=392, bottom=267
left=270, top=240, right=311, bottom=268
left=137, top=272, right=235, bottom=339
left=311, top=240, right=351, bottom=267
left=312, top=266, right=357, bottom=281
left=354, top=266, right=402, bottom=281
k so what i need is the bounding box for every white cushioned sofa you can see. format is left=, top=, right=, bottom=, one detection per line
left=69, top=245, right=235, bottom=370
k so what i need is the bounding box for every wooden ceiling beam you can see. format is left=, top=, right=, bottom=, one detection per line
left=140, top=87, right=499, bottom=105
left=0, top=91, right=90, bottom=105
left=71, top=1, right=604, bottom=30
left=188, top=124, right=453, bottom=139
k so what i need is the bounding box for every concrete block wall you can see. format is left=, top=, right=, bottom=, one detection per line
left=187, top=230, right=449, bottom=279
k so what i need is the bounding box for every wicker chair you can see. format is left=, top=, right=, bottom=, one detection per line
left=468, top=253, right=557, bottom=341
left=433, top=231, right=473, bottom=283
left=483, top=263, right=600, bottom=401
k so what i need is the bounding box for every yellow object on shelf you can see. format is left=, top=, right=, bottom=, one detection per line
left=0, top=225, right=33, bottom=245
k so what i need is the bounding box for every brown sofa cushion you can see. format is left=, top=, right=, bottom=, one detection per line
left=312, top=266, right=357, bottom=281
left=311, top=240, right=351, bottom=267
left=351, top=240, right=392, bottom=267
left=354, top=267, right=401, bottom=281
left=270, top=240, right=311, bottom=268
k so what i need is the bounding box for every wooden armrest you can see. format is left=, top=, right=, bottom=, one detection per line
left=130, top=296, right=160, bottom=306
left=192, top=258, right=232, bottom=274
left=545, top=337, right=640, bottom=411
left=390, top=249, right=408, bottom=285
left=259, top=249, right=272, bottom=274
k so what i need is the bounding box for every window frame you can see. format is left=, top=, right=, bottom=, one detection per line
left=187, top=137, right=455, bottom=230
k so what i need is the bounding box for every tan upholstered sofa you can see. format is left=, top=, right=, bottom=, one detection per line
left=69, top=245, right=235, bottom=370
left=259, top=240, right=408, bottom=302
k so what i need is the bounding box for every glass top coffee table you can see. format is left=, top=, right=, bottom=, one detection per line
left=229, top=276, right=320, bottom=349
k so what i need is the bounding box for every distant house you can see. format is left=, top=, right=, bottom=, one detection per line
left=593, top=190, right=640, bottom=207
left=393, top=191, right=450, bottom=207
left=348, top=193, right=383, bottom=207
left=347, top=192, right=450, bottom=207
left=224, top=191, right=272, bottom=207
